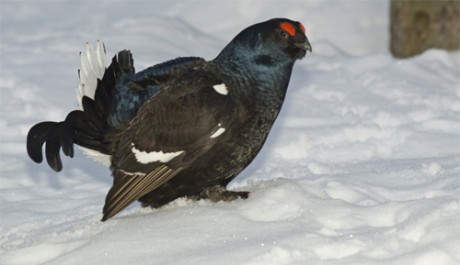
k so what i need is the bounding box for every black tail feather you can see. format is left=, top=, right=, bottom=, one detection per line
left=27, top=121, right=73, bottom=172
left=26, top=109, right=109, bottom=172
left=27, top=122, right=61, bottom=164
left=45, top=127, right=66, bottom=172
left=26, top=99, right=110, bottom=172
left=94, top=50, right=134, bottom=122
left=58, top=120, right=74, bottom=158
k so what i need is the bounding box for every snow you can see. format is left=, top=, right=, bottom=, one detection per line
left=1, top=1, right=459, bottom=265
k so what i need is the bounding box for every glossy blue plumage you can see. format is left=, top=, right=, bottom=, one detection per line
left=107, top=57, right=204, bottom=127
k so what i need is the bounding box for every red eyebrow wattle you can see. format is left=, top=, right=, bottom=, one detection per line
left=280, top=22, right=296, bottom=36
left=299, top=22, right=306, bottom=33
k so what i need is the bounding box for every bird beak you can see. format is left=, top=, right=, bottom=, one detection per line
left=294, top=41, right=312, bottom=53
left=289, top=36, right=312, bottom=59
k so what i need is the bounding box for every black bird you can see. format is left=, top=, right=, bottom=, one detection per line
left=27, top=18, right=312, bottom=221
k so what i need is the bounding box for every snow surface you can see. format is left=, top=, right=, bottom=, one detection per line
left=1, top=1, right=460, bottom=264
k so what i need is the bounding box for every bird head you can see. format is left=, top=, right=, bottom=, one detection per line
left=216, top=18, right=312, bottom=67
left=261, top=18, right=312, bottom=60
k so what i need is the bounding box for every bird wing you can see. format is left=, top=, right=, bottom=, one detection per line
left=97, top=51, right=206, bottom=128
left=102, top=69, right=235, bottom=221
left=102, top=164, right=184, bottom=221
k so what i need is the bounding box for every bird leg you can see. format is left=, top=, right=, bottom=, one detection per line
left=193, top=185, right=249, bottom=202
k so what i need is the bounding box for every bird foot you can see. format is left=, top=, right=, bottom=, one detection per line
left=194, top=185, right=249, bottom=202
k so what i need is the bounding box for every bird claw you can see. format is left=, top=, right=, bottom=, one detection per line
left=195, top=185, right=249, bottom=202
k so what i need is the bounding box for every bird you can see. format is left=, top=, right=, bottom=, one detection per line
left=26, top=18, right=312, bottom=221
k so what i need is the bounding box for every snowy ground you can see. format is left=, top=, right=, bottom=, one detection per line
left=1, top=1, right=459, bottom=264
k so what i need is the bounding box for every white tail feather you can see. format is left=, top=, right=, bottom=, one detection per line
left=77, top=41, right=106, bottom=110
left=77, top=41, right=111, bottom=166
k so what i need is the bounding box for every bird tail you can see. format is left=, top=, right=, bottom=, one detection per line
left=27, top=42, right=135, bottom=171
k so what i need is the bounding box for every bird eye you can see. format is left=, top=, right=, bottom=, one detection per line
left=279, top=30, right=289, bottom=39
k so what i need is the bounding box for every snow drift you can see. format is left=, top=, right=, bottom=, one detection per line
left=1, top=1, right=459, bottom=265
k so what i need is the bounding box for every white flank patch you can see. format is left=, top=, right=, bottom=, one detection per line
left=131, top=145, right=184, bottom=164
left=210, top=124, right=226, bottom=138
left=213, top=83, right=228, bottom=95
left=119, top=169, right=146, bottom=177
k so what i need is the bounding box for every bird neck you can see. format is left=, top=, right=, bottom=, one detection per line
left=213, top=47, right=295, bottom=115
left=213, top=46, right=295, bottom=121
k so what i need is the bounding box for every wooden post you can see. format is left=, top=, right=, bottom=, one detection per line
left=390, top=0, right=460, bottom=58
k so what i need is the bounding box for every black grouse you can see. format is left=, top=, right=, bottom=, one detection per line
left=27, top=18, right=312, bottom=221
